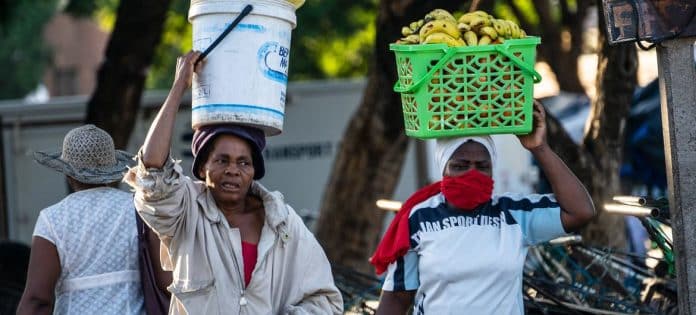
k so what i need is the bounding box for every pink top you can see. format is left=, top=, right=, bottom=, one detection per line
left=241, top=241, right=258, bottom=286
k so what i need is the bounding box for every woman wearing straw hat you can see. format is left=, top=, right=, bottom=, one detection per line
left=125, top=51, right=342, bottom=315
left=372, top=101, right=596, bottom=315
left=17, top=125, right=145, bottom=315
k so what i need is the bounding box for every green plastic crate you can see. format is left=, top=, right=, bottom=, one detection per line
left=391, top=36, right=542, bottom=139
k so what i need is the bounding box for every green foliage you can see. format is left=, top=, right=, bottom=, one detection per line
left=144, top=0, right=378, bottom=87
left=64, top=0, right=97, bottom=17
left=90, top=0, right=118, bottom=31
left=146, top=0, right=191, bottom=89
left=290, top=0, right=377, bottom=80
left=492, top=0, right=539, bottom=26
left=2, top=0, right=555, bottom=97
left=64, top=0, right=189, bottom=90
left=0, top=0, right=381, bottom=96
left=45, top=0, right=190, bottom=90
left=0, top=1, right=57, bottom=99
left=66, top=0, right=118, bottom=24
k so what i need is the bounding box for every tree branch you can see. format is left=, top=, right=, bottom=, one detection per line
left=85, top=0, right=172, bottom=148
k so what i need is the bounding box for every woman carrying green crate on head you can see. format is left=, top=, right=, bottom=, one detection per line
left=371, top=100, right=596, bottom=315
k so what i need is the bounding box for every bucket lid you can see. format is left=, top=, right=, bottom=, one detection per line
left=189, top=0, right=297, bottom=28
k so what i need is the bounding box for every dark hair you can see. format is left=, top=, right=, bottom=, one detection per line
left=194, top=136, right=216, bottom=177
left=66, top=176, right=117, bottom=192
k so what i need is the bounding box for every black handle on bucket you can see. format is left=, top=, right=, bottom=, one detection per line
left=195, top=4, right=254, bottom=66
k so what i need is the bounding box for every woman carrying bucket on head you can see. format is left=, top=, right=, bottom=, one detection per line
left=125, top=51, right=342, bottom=314
left=371, top=101, right=596, bottom=315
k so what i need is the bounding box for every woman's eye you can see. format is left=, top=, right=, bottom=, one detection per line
left=239, top=161, right=251, bottom=167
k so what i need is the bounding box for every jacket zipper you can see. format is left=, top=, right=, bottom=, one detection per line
left=228, top=230, right=248, bottom=310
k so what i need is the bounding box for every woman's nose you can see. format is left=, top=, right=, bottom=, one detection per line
left=224, top=164, right=240, bottom=175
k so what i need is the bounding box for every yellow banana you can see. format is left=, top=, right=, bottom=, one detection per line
left=402, top=26, right=413, bottom=36
left=419, top=19, right=460, bottom=42
left=509, top=22, right=520, bottom=38
left=478, top=26, right=498, bottom=40
left=397, top=9, right=529, bottom=46
left=463, top=31, right=478, bottom=46
left=396, top=34, right=420, bottom=44
left=425, top=9, right=457, bottom=23
left=468, top=16, right=491, bottom=30
left=422, top=32, right=463, bottom=46
left=458, top=22, right=471, bottom=32
left=471, top=10, right=489, bottom=17
left=458, top=13, right=478, bottom=24
left=492, top=19, right=508, bottom=38
left=459, top=11, right=528, bottom=41
left=405, top=34, right=420, bottom=43
left=502, top=20, right=514, bottom=37
left=492, top=20, right=506, bottom=37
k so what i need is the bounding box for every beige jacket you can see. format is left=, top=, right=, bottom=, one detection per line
left=125, top=157, right=343, bottom=315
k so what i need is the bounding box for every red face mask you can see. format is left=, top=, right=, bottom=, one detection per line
left=440, top=169, right=494, bottom=211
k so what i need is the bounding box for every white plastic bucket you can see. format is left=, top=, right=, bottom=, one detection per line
left=189, top=0, right=296, bottom=135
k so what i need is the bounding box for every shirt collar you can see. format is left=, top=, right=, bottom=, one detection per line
left=196, top=181, right=289, bottom=231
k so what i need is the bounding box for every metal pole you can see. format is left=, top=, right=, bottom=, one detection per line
left=0, top=117, right=7, bottom=239
left=656, top=36, right=696, bottom=315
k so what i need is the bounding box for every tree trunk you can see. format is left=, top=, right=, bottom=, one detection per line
left=545, top=2, right=637, bottom=248
left=579, top=2, right=637, bottom=247
left=531, top=0, right=590, bottom=94
left=85, top=0, right=171, bottom=148
left=315, top=0, right=465, bottom=272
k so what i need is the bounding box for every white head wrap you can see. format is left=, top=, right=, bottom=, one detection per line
left=434, top=135, right=497, bottom=178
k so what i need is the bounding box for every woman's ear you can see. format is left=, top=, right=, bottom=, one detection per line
left=197, top=165, right=206, bottom=180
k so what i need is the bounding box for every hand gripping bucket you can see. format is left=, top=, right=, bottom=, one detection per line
left=189, top=0, right=296, bottom=135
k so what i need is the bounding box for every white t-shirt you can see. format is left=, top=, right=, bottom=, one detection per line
left=33, top=187, right=144, bottom=315
left=382, top=192, right=567, bottom=315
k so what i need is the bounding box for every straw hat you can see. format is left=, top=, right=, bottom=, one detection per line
left=33, top=124, right=134, bottom=184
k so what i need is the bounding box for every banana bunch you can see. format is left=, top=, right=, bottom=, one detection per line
left=395, top=9, right=527, bottom=47
left=397, top=9, right=463, bottom=46
left=397, top=19, right=425, bottom=44
left=457, top=11, right=526, bottom=46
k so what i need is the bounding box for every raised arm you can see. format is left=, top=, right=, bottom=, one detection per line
left=517, top=100, right=596, bottom=231
left=126, top=51, right=203, bottom=238
left=142, top=51, right=201, bottom=168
